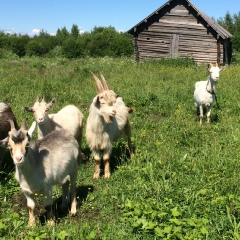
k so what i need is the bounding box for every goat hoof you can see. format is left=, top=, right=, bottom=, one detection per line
left=104, top=172, right=111, bottom=179
left=47, top=219, right=55, bottom=226
left=71, top=210, right=77, bottom=217
left=93, top=173, right=100, bottom=180
left=28, top=221, right=36, bottom=228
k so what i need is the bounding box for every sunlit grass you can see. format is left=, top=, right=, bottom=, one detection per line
left=0, top=56, right=240, bottom=239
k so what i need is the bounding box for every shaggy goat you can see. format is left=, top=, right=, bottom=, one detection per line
left=0, top=119, right=79, bottom=226
left=24, top=97, right=84, bottom=161
left=194, top=63, right=226, bottom=125
left=86, top=71, right=134, bottom=179
left=0, top=103, right=19, bottom=169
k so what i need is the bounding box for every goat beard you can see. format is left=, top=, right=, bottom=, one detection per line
left=103, top=114, right=113, bottom=124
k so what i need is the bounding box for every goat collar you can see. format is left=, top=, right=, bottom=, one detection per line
left=206, top=88, right=215, bottom=94
left=206, top=79, right=215, bottom=94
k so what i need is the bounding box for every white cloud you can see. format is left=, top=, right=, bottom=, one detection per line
left=3, top=29, right=18, bottom=35
left=79, top=27, right=85, bottom=34
left=32, top=29, right=41, bottom=35
left=118, top=29, right=125, bottom=33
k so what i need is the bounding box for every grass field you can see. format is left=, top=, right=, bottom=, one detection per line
left=0, top=56, right=240, bottom=239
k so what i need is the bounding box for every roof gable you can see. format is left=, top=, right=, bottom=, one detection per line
left=128, top=0, right=233, bottom=39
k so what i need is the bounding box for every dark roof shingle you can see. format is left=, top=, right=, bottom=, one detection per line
left=128, top=0, right=233, bottom=39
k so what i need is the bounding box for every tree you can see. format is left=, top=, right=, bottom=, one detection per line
left=71, top=24, right=79, bottom=38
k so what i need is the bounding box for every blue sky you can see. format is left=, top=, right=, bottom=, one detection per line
left=1, top=0, right=239, bottom=36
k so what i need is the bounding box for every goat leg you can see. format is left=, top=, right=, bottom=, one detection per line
left=93, top=154, right=101, bottom=179
left=103, top=154, right=111, bottom=179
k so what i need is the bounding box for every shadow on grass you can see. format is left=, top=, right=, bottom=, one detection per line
left=39, top=184, right=94, bottom=225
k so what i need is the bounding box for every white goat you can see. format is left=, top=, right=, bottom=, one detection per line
left=0, top=119, right=79, bottom=226
left=86, top=71, right=134, bottom=179
left=194, top=63, right=226, bottom=125
left=24, top=97, right=84, bottom=161
left=0, top=103, right=19, bottom=169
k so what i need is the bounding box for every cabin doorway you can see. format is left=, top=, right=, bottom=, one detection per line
left=170, top=34, right=179, bottom=58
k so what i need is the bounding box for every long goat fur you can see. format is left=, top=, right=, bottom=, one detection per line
left=86, top=71, right=134, bottom=179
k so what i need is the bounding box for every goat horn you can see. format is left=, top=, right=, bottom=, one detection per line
left=90, top=71, right=104, bottom=93
left=36, top=96, right=39, bottom=102
left=42, top=95, right=46, bottom=102
left=21, top=118, right=27, bottom=130
left=99, top=71, right=109, bottom=91
left=9, top=119, right=16, bottom=131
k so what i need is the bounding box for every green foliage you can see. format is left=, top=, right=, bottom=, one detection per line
left=217, top=11, right=240, bottom=51
left=0, top=25, right=133, bottom=58
left=70, top=24, right=80, bottom=38
left=0, top=57, right=240, bottom=239
left=62, top=37, right=85, bottom=59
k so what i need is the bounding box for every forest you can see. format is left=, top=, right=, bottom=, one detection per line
left=0, top=11, right=240, bottom=60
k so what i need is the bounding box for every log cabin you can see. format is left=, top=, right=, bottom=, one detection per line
left=127, top=0, right=233, bottom=64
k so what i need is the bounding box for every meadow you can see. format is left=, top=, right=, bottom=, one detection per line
left=0, top=56, right=240, bottom=239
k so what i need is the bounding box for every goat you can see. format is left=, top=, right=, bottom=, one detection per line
left=194, top=63, right=226, bottom=125
left=24, top=96, right=84, bottom=161
left=0, top=119, right=79, bottom=226
left=86, top=71, right=134, bottom=179
left=0, top=103, right=19, bottom=169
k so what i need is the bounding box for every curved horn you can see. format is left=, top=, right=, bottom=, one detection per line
left=99, top=71, right=109, bottom=90
left=20, top=118, right=27, bottom=130
left=90, top=71, right=104, bottom=93
left=9, top=119, right=16, bottom=131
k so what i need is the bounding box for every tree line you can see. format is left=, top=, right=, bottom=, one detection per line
left=216, top=11, right=240, bottom=51
left=0, top=11, right=240, bottom=59
left=0, top=25, right=133, bottom=59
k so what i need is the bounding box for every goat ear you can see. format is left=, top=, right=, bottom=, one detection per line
left=219, top=66, right=226, bottom=72
left=206, top=67, right=211, bottom=74
left=24, top=106, right=34, bottom=112
left=94, top=96, right=101, bottom=109
left=0, top=137, right=9, bottom=148
left=46, top=99, right=56, bottom=110
left=28, top=121, right=36, bottom=138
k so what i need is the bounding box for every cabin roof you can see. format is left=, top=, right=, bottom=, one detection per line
left=127, top=0, right=233, bottom=39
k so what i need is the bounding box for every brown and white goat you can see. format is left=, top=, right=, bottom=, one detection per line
left=86, top=71, right=134, bottom=179
left=0, top=119, right=79, bottom=226
left=0, top=103, right=19, bottom=169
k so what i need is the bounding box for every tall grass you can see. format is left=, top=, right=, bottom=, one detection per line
left=0, top=56, right=240, bottom=239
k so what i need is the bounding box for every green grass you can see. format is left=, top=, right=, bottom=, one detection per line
left=1, top=56, right=240, bottom=239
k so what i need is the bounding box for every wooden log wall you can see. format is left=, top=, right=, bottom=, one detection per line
left=135, top=4, right=224, bottom=64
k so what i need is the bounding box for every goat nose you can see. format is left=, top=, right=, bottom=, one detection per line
left=112, top=109, right=117, bottom=115
left=38, top=117, right=44, bottom=122
left=15, top=157, right=22, bottom=163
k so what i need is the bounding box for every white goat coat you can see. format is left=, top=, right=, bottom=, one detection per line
left=37, top=105, right=84, bottom=140
left=86, top=96, right=129, bottom=152
left=194, top=80, right=216, bottom=107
